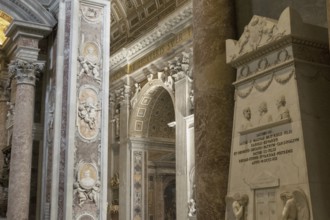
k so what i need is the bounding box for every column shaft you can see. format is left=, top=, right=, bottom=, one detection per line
left=119, top=99, right=130, bottom=220
left=7, top=83, right=35, bottom=219
left=193, top=0, right=236, bottom=218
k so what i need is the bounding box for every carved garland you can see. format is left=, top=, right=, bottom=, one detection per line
left=236, top=69, right=295, bottom=99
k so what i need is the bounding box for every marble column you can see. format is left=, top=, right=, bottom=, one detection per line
left=6, top=60, right=43, bottom=220
left=193, top=0, right=236, bottom=219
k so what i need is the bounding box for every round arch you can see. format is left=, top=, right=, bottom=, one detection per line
left=129, top=78, right=175, bottom=139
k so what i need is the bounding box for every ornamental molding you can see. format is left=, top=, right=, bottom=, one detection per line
left=110, top=2, right=192, bottom=69
left=226, top=7, right=328, bottom=67
left=0, top=0, right=56, bottom=26
left=235, top=68, right=295, bottom=99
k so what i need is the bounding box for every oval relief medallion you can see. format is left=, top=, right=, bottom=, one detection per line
left=77, top=85, right=100, bottom=140
left=77, top=213, right=96, bottom=220
left=82, top=41, right=100, bottom=64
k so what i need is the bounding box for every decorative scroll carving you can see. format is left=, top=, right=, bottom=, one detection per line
left=226, top=193, right=249, bottom=220
left=8, top=60, right=44, bottom=85
left=74, top=161, right=100, bottom=207
left=280, top=189, right=310, bottom=220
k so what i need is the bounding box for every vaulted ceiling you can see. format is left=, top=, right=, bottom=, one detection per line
left=0, top=0, right=189, bottom=54
left=110, top=0, right=188, bottom=53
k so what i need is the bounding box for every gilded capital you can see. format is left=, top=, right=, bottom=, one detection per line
left=8, top=59, right=45, bottom=86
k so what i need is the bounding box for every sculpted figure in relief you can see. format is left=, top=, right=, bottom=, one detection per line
left=78, top=56, right=101, bottom=83
left=258, top=102, right=272, bottom=125
left=276, top=95, right=290, bottom=120
left=74, top=162, right=100, bottom=207
left=232, top=193, right=249, bottom=220
left=280, top=189, right=310, bottom=220
left=78, top=97, right=100, bottom=130
left=187, top=198, right=196, bottom=217
left=130, top=83, right=141, bottom=109
left=112, top=108, right=120, bottom=139
left=241, top=107, right=253, bottom=130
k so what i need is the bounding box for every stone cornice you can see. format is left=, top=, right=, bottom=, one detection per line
left=4, top=20, right=53, bottom=59
left=226, top=7, right=328, bottom=68
left=6, top=20, right=53, bottom=42
left=0, top=0, right=56, bottom=26
left=110, top=1, right=192, bottom=71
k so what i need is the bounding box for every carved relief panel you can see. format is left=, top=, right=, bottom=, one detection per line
left=225, top=8, right=329, bottom=220
left=71, top=1, right=109, bottom=219
left=77, top=85, right=101, bottom=141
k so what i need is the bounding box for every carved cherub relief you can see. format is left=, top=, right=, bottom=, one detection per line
left=78, top=97, right=101, bottom=130
left=276, top=95, right=290, bottom=120
left=280, top=189, right=310, bottom=220
left=78, top=56, right=101, bottom=83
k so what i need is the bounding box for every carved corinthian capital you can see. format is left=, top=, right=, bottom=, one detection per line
left=8, top=59, right=45, bottom=86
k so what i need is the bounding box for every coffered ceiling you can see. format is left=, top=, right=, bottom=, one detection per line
left=110, top=0, right=188, bottom=53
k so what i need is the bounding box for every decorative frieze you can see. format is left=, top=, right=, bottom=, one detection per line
left=110, top=2, right=192, bottom=67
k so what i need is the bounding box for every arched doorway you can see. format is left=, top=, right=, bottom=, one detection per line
left=129, top=80, right=176, bottom=220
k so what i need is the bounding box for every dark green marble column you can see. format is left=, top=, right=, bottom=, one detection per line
left=193, top=0, right=236, bottom=218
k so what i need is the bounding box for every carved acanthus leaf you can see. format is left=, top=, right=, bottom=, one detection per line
left=8, top=59, right=44, bottom=85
